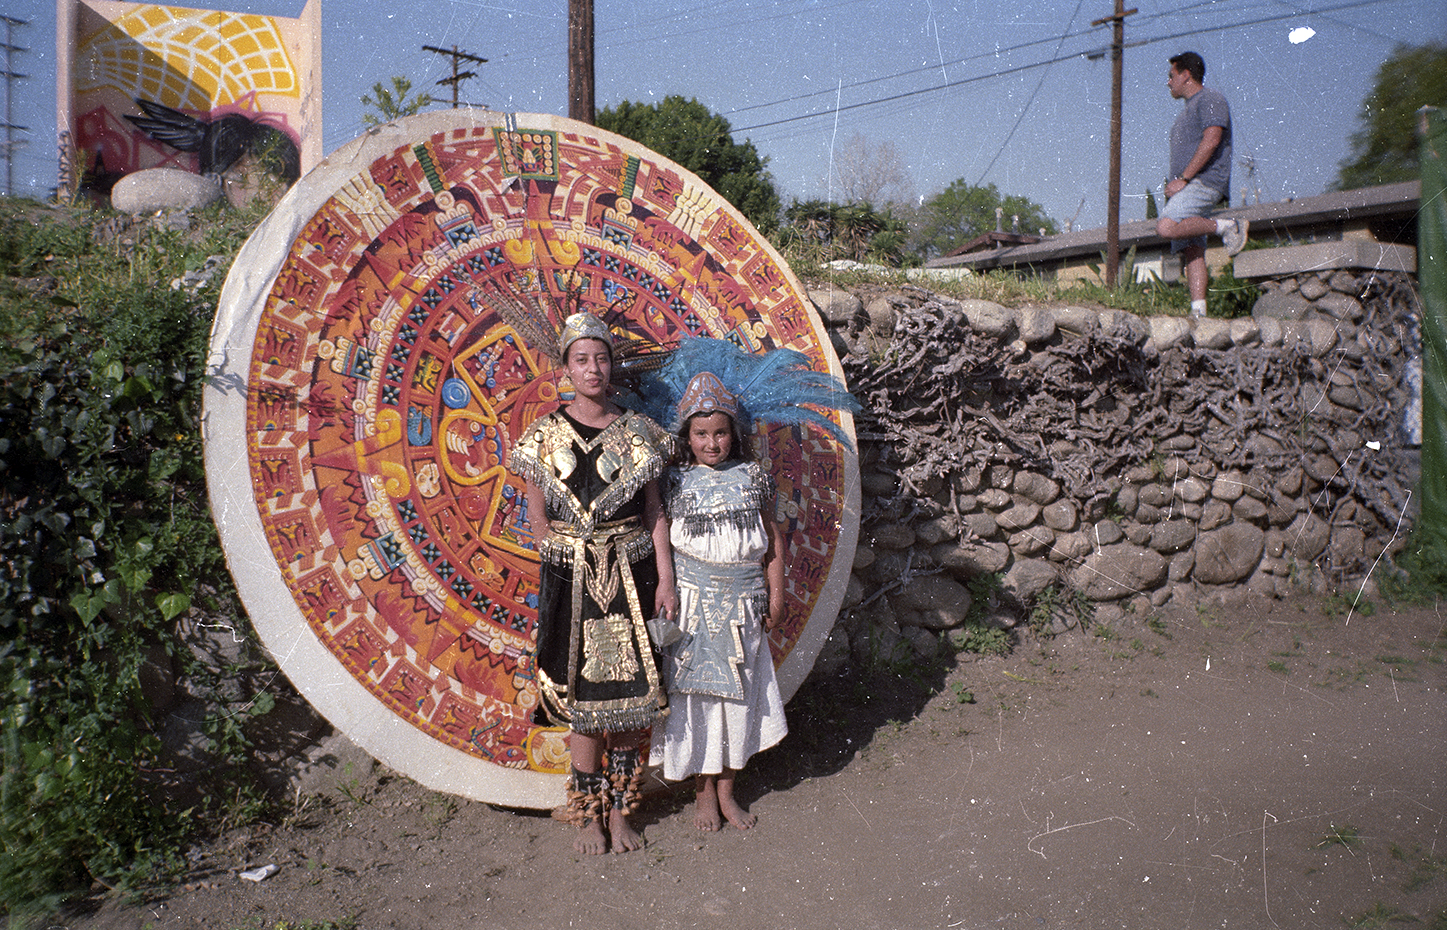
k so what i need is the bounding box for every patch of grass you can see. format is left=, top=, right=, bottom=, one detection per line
left=1316, top=824, right=1363, bottom=849
left=1145, top=616, right=1172, bottom=639
left=1195, top=603, right=1224, bottom=627
left=1316, top=664, right=1372, bottom=690
left=1267, top=660, right=1289, bottom=674
left=1392, top=843, right=1447, bottom=893
left=421, top=793, right=459, bottom=833
left=1382, top=529, right=1447, bottom=602
left=1345, top=903, right=1416, bottom=928
left=225, top=919, right=360, bottom=930
left=1323, top=591, right=1378, bottom=619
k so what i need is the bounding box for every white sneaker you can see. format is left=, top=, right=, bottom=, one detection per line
left=1222, top=217, right=1249, bottom=256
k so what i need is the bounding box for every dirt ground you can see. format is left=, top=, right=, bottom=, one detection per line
left=57, top=594, right=1447, bottom=930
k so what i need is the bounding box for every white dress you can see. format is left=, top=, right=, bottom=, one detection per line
left=650, top=461, right=788, bottom=780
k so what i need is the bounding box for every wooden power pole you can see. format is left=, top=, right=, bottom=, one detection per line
left=568, top=0, right=594, bottom=124
left=422, top=44, right=487, bottom=108
left=1091, top=0, right=1135, bottom=288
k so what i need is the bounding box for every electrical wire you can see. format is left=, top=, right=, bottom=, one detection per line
left=731, top=0, right=1389, bottom=134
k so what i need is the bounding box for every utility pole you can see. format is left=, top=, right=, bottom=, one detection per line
left=1091, top=1, right=1135, bottom=288
left=422, top=44, right=487, bottom=109
left=568, top=0, right=594, bottom=124
left=1, top=15, right=29, bottom=197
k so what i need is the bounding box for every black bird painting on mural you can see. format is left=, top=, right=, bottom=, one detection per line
left=123, top=98, right=301, bottom=183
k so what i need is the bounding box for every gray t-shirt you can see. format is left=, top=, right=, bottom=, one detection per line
left=1169, top=85, right=1232, bottom=197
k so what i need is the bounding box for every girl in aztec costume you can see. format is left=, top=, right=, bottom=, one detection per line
left=643, top=337, right=858, bottom=832
left=508, top=312, right=679, bottom=855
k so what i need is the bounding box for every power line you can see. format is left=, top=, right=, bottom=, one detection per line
left=974, top=0, right=1089, bottom=185
left=731, top=0, right=1385, bottom=134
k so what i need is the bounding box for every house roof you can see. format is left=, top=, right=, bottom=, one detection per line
left=924, top=180, right=1422, bottom=272
left=945, top=230, right=1044, bottom=257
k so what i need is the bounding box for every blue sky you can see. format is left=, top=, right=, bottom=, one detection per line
left=5, top=0, right=1444, bottom=230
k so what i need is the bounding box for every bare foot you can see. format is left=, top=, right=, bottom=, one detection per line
left=608, top=806, right=644, bottom=853
left=694, top=775, right=722, bottom=832
left=718, top=793, right=756, bottom=830
left=574, top=818, right=608, bottom=855
left=718, top=771, right=756, bottom=830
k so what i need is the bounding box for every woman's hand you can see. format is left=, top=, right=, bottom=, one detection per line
left=655, top=584, right=680, bottom=623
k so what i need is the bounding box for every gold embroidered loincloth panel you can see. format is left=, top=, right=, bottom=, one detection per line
left=535, top=519, right=666, bottom=733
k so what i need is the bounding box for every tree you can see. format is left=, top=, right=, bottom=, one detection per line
left=830, top=133, right=915, bottom=207
left=912, top=180, right=1058, bottom=260
left=361, top=76, right=434, bottom=127
left=1334, top=41, right=1447, bottom=190
left=596, top=96, right=781, bottom=233
left=779, top=199, right=911, bottom=266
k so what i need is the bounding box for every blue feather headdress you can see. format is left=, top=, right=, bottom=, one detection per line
left=640, top=337, right=859, bottom=449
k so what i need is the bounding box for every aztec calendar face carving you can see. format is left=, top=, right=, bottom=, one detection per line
left=205, top=111, right=859, bottom=808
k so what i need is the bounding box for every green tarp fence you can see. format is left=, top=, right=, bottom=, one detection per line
left=1420, top=106, right=1446, bottom=546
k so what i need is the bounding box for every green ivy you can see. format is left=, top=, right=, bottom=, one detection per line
left=0, top=202, right=259, bottom=915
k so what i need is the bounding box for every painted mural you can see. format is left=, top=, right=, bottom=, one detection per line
left=204, top=111, right=860, bottom=809
left=56, top=0, right=321, bottom=196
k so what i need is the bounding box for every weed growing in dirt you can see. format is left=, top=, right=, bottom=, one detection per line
left=1028, top=584, right=1093, bottom=637
left=1383, top=527, right=1447, bottom=603
left=950, top=681, right=976, bottom=705
left=1375, top=655, right=1419, bottom=675
left=1345, top=902, right=1413, bottom=928
left=1391, top=843, right=1447, bottom=893
left=1317, top=824, right=1364, bottom=849
left=222, top=918, right=359, bottom=930
left=1323, top=591, right=1378, bottom=619
left=1316, top=663, right=1373, bottom=690
left=946, top=623, right=1011, bottom=657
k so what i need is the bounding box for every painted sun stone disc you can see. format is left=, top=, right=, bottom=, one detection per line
left=204, top=111, right=860, bottom=808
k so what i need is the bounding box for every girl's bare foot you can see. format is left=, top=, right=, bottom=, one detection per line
left=609, top=806, right=644, bottom=853
left=717, top=770, right=756, bottom=830
left=574, top=817, right=609, bottom=855
left=694, top=774, right=723, bottom=831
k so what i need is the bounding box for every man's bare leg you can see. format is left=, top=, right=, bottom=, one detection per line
left=1156, top=215, right=1216, bottom=241
left=568, top=732, right=609, bottom=855
left=1181, top=242, right=1208, bottom=303
left=717, top=768, right=756, bottom=830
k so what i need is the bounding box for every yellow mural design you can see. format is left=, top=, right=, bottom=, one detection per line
left=78, top=5, right=299, bottom=111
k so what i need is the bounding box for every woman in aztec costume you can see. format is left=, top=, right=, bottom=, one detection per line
left=642, top=337, right=858, bottom=831
left=508, top=311, right=678, bottom=855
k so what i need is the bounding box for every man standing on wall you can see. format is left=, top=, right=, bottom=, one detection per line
left=1156, top=51, right=1248, bottom=317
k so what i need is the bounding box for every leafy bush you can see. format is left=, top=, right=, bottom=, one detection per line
left=0, top=201, right=259, bottom=915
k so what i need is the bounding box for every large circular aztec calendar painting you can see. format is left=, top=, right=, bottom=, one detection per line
left=205, top=111, right=860, bottom=808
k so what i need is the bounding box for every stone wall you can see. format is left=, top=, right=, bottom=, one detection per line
left=807, top=269, right=1420, bottom=672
